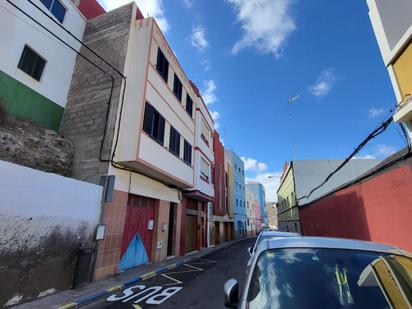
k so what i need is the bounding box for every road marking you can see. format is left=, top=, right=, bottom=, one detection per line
left=132, top=305, right=142, bottom=309
left=141, top=271, right=156, bottom=280
left=160, top=273, right=183, bottom=286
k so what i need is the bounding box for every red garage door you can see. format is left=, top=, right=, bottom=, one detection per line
left=119, top=195, right=155, bottom=271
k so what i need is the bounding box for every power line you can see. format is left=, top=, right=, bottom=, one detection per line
left=5, top=0, right=165, bottom=183
left=298, top=112, right=394, bottom=202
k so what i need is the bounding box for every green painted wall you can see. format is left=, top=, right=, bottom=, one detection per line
left=0, top=70, right=63, bottom=131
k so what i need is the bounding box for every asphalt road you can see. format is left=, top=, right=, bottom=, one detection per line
left=85, top=238, right=255, bottom=309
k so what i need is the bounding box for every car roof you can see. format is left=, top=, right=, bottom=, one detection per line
left=259, top=231, right=300, bottom=237
left=257, top=236, right=406, bottom=256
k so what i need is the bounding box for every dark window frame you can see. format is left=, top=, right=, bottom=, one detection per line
left=173, top=73, right=183, bottom=102
left=143, top=102, right=165, bottom=145
left=156, top=47, right=169, bottom=83
left=17, top=45, right=46, bottom=81
left=169, top=126, right=181, bottom=157
left=183, top=140, right=192, bottom=165
left=185, top=94, right=193, bottom=117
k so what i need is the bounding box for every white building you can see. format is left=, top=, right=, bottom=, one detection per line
left=0, top=0, right=86, bottom=130
left=367, top=0, right=412, bottom=139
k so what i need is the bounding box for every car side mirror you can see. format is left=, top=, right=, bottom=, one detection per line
left=247, top=247, right=253, bottom=256
left=224, top=279, right=239, bottom=308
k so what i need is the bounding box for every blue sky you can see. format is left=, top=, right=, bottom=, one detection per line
left=98, top=0, right=406, bottom=201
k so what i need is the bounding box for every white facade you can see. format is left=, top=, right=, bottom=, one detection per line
left=0, top=160, right=103, bottom=251
left=367, top=0, right=412, bottom=140
left=190, top=95, right=215, bottom=198
left=0, top=0, right=86, bottom=106
left=115, top=15, right=196, bottom=189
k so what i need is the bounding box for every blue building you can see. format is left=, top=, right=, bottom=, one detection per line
left=246, top=182, right=268, bottom=226
left=225, top=150, right=247, bottom=239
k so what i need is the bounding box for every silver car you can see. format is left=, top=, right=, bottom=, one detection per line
left=225, top=236, right=412, bottom=308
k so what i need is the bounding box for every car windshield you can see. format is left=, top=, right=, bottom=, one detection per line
left=247, top=248, right=412, bottom=309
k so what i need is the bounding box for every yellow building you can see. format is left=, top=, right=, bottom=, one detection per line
left=367, top=0, right=412, bottom=138
left=277, top=163, right=300, bottom=233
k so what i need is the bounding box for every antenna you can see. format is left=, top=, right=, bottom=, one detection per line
left=288, top=95, right=300, bottom=160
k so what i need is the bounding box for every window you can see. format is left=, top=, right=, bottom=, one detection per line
left=156, top=47, right=169, bottom=82
left=173, top=74, right=183, bottom=102
left=169, top=126, right=180, bottom=157
left=18, top=46, right=46, bottom=81
left=201, top=118, right=210, bottom=146
left=40, top=0, right=66, bottom=23
left=186, top=94, right=193, bottom=117
left=200, top=158, right=210, bottom=182
left=236, top=199, right=238, bottom=207
left=183, top=140, right=192, bottom=165
left=143, top=103, right=165, bottom=145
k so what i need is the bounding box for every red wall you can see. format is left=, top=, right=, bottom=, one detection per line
left=213, top=131, right=226, bottom=216
left=78, top=0, right=106, bottom=20
left=300, top=160, right=412, bottom=252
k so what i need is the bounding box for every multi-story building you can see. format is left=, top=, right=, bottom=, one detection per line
left=181, top=83, right=214, bottom=253
left=266, top=202, right=278, bottom=229
left=254, top=196, right=262, bottom=232
left=0, top=0, right=93, bottom=131
left=225, top=149, right=247, bottom=239
left=246, top=182, right=268, bottom=226
left=245, top=188, right=256, bottom=236
left=367, top=0, right=412, bottom=139
left=60, top=2, right=215, bottom=279
left=209, top=131, right=233, bottom=245
left=277, top=159, right=381, bottom=233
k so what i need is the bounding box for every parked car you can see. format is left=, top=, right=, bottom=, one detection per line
left=225, top=237, right=412, bottom=308
left=248, top=230, right=301, bottom=257
left=246, top=231, right=300, bottom=274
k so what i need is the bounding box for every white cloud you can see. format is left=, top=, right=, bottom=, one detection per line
left=241, top=157, right=268, bottom=172
left=353, top=154, right=376, bottom=160
left=309, top=68, right=338, bottom=97
left=353, top=144, right=397, bottom=160
left=374, top=144, right=397, bottom=157
left=367, top=108, right=385, bottom=119
left=191, top=26, right=209, bottom=52
left=201, top=80, right=217, bottom=105
left=227, top=0, right=297, bottom=57
left=183, top=0, right=193, bottom=8
left=210, top=110, right=220, bottom=129
left=202, top=59, right=211, bottom=72
left=98, top=0, right=169, bottom=32
left=246, top=171, right=282, bottom=202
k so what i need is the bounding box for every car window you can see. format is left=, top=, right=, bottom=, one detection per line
left=247, top=248, right=412, bottom=309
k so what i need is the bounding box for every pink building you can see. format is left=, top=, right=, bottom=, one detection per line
left=254, top=198, right=262, bottom=232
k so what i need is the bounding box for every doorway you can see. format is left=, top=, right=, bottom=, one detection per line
left=167, top=203, right=176, bottom=256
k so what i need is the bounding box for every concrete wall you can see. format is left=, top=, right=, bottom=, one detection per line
left=293, top=160, right=381, bottom=205
left=60, top=3, right=134, bottom=184
left=0, top=160, right=102, bottom=307
left=374, top=0, right=412, bottom=51
left=300, top=156, right=412, bottom=253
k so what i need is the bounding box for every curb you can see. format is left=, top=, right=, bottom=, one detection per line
left=57, top=239, right=246, bottom=308
left=57, top=259, right=191, bottom=309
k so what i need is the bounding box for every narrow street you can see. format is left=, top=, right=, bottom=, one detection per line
left=85, top=238, right=255, bottom=309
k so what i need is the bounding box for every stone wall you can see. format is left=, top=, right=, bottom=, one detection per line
left=60, top=3, right=134, bottom=184
left=0, top=112, right=73, bottom=176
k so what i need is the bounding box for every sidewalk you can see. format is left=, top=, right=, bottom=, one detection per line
left=15, top=239, right=247, bottom=309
